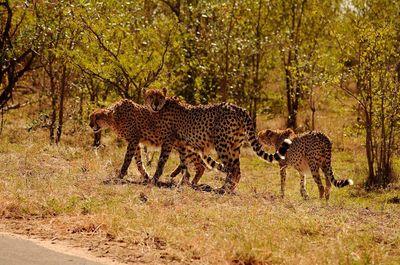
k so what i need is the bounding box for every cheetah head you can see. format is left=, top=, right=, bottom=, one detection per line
left=89, top=109, right=112, bottom=133
left=143, top=87, right=167, bottom=112
left=258, top=128, right=295, bottom=148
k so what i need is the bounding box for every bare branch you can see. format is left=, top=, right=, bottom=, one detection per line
left=80, top=15, right=139, bottom=93
left=160, top=0, right=181, bottom=22
left=339, top=83, right=367, bottom=111
left=15, top=49, right=35, bottom=81
left=73, top=62, right=129, bottom=98
left=2, top=101, right=31, bottom=112
left=80, top=15, right=119, bottom=61
left=0, top=0, right=12, bottom=51
left=10, top=4, right=27, bottom=39
left=142, top=32, right=171, bottom=88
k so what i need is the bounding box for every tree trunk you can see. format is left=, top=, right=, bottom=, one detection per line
left=220, top=0, right=236, bottom=102
left=285, top=65, right=298, bottom=129
left=249, top=0, right=263, bottom=121
left=365, top=113, right=375, bottom=188
left=48, top=63, right=57, bottom=144
left=284, top=48, right=298, bottom=129
left=56, top=65, right=67, bottom=144
left=0, top=1, right=35, bottom=109
left=364, top=73, right=377, bottom=189
left=311, top=108, right=315, bottom=130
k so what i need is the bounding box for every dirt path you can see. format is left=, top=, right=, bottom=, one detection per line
left=0, top=232, right=121, bottom=265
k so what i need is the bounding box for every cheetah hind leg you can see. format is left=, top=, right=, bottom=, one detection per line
left=280, top=165, right=287, bottom=198
left=167, top=163, right=191, bottom=187
left=170, top=147, right=193, bottom=186
left=179, top=166, right=191, bottom=186
left=212, top=138, right=242, bottom=194
left=191, top=159, right=206, bottom=185
left=324, top=174, right=332, bottom=200
left=169, top=164, right=185, bottom=180
left=218, top=157, right=241, bottom=194
left=216, top=166, right=241, bottom=195
left=184, top=151, right=207, bottom=185
left=309, top=162, right=325, bottom=199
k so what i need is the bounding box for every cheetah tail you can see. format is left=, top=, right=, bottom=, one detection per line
left=323, top=145, right=353, bottom=188
left=202, top=155, right=227, bottom=173
left=183, top=144, right=227, bottom=173
left=326, top=166, right=354, bottom=188
left=243, top=114, right=292, bottom=162
left=248, top=135, right=290, bottom=162
left=332, top=178, right=354, bottom=188
left=246, top=121, right=292, bottom=162
left=277, top=138, right=292, bottom=158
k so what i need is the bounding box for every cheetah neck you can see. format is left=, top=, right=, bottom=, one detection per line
left=275, top=133, right=297, bottom=151
left=98, top=109, right=116, bottom=129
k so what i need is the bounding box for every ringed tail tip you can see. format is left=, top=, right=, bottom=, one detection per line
left=348, top=179, right=354, bottom=186
left=284, top=138, right=292, bottom=145
left=273, top=153, right=285, bottom=161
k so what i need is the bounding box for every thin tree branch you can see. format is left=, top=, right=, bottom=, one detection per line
left=142, top=32, right=171, bottom=88
left=73, top=62, right=128, bottom=98
left=161, top=0, right=181, bottom=22
left=0, top=0, right=12, bottom=51
left=80, top=15, right=139, bottom=92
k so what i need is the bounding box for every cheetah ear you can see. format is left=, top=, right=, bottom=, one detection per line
left=264, top=129, right=272, bottom=137
left=286, top=128, right=295, bottom=135
left=162, top=87, right=167, bottom=96
left=94, top=110, right=106, bottom=120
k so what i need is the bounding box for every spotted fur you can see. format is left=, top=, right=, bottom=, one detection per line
left=89, top=99, right=214, bottom=185
left=143, top=89, right=290, bottom=193
left=258, top=129, right=353, bottom=200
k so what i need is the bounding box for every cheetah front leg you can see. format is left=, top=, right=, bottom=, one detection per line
left=299, top=172, right=310, bottom=200
left=134, top=144, right=150, bottom=182
left=117, top=140, right=149, bottom=182
left=116, top=140, right=136, bottom=180
left=152, top=137, right=174, bottom=184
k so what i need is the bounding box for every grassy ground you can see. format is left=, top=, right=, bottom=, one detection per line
left=0, top=104, right=399, bottom=264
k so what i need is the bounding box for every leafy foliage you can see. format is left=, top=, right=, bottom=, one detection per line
left=335, top=0, right=400, bottom=188
left=1, top=0, right=399, bottom=187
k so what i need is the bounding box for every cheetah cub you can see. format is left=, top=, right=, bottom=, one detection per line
left=258, top=129, right=353, bottom=200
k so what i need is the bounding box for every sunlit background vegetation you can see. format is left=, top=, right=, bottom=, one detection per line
left=2, top=0, right=399, bottom=188
left=1, top=1, right=400, bottom=264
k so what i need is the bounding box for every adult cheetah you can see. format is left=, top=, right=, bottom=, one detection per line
left=143, top=88, right=291, bottom=193
left=89, top=99, right=216, bottom=185
left=258, top=128, right=353, bottom=200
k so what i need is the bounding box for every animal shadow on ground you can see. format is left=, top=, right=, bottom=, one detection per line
left=102, top=177, right=223, bottom=194
left=387, top=196, right=400, bottom=204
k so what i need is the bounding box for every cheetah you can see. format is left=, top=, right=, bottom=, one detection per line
left=258, top=128, right=353, bottom=200
left=143, top=88, right=291, bottom=193
left=89, top=99, right=216, bottom=185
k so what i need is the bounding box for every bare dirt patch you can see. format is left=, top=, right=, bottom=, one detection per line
left=0, top=215, right=181, bottom=264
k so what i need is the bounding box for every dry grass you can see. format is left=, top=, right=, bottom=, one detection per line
left=1, top=100, right=400, bottom=264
